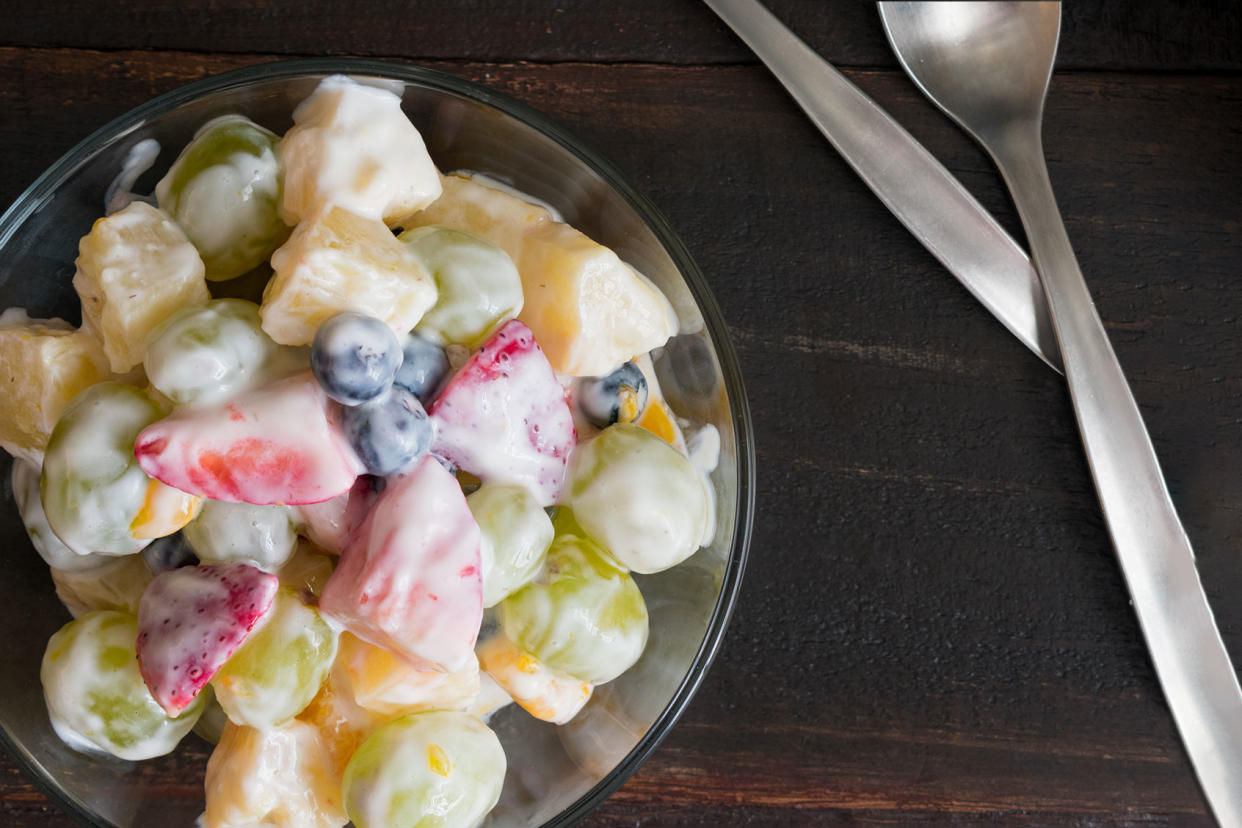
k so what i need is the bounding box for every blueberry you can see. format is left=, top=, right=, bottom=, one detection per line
left=311, top=312, right=403, bottom=406
left=576, top=361, right=649, bottom=430
left=341, top=387, right=434, bottom=476
left=141, top=532, right=199, bottom=574
left=393, top=333, right=450, bottom=402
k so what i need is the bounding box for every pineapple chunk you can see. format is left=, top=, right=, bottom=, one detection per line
left=74, top=201, right=209, bottom=372
left=128, top=477, right=202, bottom=540
left=636, top=397, right=685, bottom=452
left=414, top=173, right=552, bottom=258
left=262, top=207, right=437, bottom=346
left=203, top=720, right=347, bottom=828
left=50, top=554, right=153, bottom=618
left=280, top=75, right=441, bottom=227
left=516, top=222, right=677, bottom=375
left=0, top=312, right=110, bottom=462
left=477, top=636, right=592, bottom=725
left=297, top=668, right=389, bottom=779
left=335, top=632, right=481, bottom=716
left=410, top=174, right=677, bottom=376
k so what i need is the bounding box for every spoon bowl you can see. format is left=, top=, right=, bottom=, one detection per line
left=879, top=3, right=1242, bottom=825
left=877, top=2, right=1058, bottom=138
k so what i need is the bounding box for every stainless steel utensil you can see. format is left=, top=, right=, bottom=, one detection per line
left=703, top=0, right=1062, bottom=372
left=878, top=3, right=1242, bottom=824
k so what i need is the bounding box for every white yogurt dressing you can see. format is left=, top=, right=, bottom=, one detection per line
left=104, top=138, right=160, bottom=216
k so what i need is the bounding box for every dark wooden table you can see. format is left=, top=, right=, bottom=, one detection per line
left=3, top=1, right=1241, bottom=824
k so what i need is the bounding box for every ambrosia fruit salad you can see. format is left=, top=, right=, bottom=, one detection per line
left=1, top=74, right=719, bottom=827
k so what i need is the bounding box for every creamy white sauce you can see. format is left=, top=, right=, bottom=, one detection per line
left=686, top=424, right=720, bottom=548
left=104, top=138, right=160, bottom=216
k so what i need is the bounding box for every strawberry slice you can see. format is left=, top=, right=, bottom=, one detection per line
left=134, top=372, right=364, bottom=505
left=136, top=563, right=278, bottom=716
left=320, top=455, right=482, bottom=672
left=428, top=319, right=576, bottom=505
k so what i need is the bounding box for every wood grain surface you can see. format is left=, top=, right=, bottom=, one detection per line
left=2, top=1, right=1241, bottom=825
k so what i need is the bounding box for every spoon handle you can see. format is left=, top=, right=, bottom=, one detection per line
left=993, top=129, right=1242, bottom=827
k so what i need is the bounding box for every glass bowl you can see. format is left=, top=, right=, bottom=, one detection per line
left=0, top=58, right=753, bottom=827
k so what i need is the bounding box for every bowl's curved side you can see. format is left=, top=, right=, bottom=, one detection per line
left=0, top=59, right=753, bottom=827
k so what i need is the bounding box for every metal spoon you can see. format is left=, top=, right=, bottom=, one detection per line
left=877, top=3, right=1242, bottom=824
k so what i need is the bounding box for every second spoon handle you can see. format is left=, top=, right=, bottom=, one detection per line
left=992, top=126, right=1242, bottom=828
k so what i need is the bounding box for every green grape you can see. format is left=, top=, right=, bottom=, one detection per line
left=41, top=382, right=166, bottom=556
left=155, top=114, right=289, bottom=281
left=191, top=686, right=227, bottom=745
left=40, top=610, right=203, bottom=760
left=12, top=459, right=107, bottom=572
left=566, top=422, right=709, bottom=574
left=343, top=710, right=505, bottom=828
left=500, top=528, right=649, bottom=685
left=210, top=588, right=338, bottom=729
left=467, top=483, right=554, bottom=608
left=143, top=298, right=302, bottom=406
left=401, top=226, right=524, bottom=347
left=183, top=498, right=297, bottom=570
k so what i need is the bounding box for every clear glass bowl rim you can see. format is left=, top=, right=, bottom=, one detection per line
left=0, top=57, right=755, bottom=827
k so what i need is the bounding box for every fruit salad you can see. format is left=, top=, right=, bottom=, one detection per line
left=1, top=74, right=719, bottom=827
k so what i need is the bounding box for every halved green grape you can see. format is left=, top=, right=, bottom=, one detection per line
left=143, top=298, right=303, bottom=407
left=566, top=422, right=709, bottom=574
left=500, top=528, right=648, bottom=685
left=155, top=115, right=289, bottom=281
left=41, top=610, right=203, bottom=760
left=467, top=483, right=554, bottom=608
left=41, top=382, right=167, bottom=556
left=401, top=226, right=523, bottom=347
left=343, top=710, right=505, bottom=828
left=210, top=588, right=338, bottom=729
left=183, top=498, right=298, bottom=570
